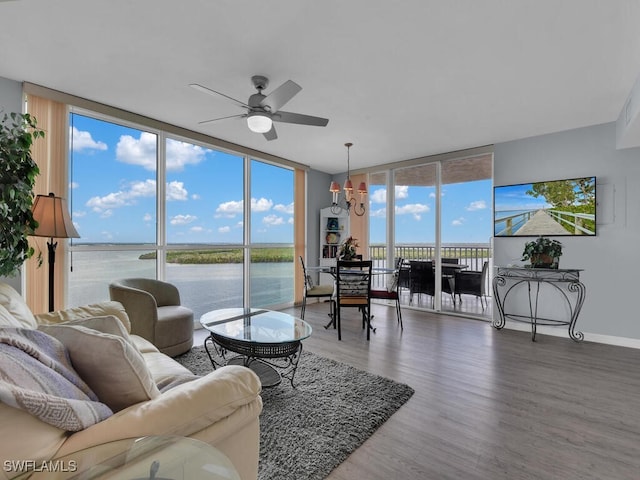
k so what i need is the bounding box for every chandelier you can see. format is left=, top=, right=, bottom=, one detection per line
left=329, top=142, right=367, bottom=216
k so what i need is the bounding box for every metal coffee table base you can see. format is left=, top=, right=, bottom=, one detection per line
left=203, top=334, right=304, bottom=388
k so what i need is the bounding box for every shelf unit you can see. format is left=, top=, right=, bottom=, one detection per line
left=319, top=206, right=349, bottom=285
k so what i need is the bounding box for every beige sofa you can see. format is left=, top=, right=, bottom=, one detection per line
left=0, top=282, right=262, bottom=480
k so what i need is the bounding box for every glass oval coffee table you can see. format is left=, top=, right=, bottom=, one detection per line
left=200, top=308, right=313, bottom=388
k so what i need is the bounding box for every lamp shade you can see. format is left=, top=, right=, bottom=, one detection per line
left=31, top=193, right=80, bottom=239
left=357, top=182, right=368, bottom=195
left=343, top=178, right=353, bottom=192
left=247, top=112, right=273, bottom=133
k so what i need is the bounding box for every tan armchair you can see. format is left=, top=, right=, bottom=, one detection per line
left=109, top=278, right=193, bottom=356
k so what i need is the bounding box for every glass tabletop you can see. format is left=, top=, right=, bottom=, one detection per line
left=200, top=308, right=312, bottom=344
left=13, top=436, right=240, bottom=480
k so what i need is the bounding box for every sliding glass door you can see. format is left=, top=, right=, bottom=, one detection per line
left=369, top=153, right=493, bottom=318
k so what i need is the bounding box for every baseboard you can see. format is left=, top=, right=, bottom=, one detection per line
left=501, top=322, right=640, bottom=349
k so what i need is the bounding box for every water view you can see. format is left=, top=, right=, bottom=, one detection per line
left=68, top=250, right=294, bottom=321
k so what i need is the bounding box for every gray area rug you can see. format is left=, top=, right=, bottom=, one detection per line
left=175, top=346, right=414, bottom=480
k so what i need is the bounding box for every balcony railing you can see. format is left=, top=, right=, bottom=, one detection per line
left=369, top=243, right=491, bottom=270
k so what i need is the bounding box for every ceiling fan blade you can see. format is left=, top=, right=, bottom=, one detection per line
left=189, top=83, right=249, bottom=109
left=273, top=111, right=329, bottom=127
left=260, top=80, right=302, bottom=112
left=198, top=113, right=246, bottom=125
left=263, top=125, right=278, bottom=141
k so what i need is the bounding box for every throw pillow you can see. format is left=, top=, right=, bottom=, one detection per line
left=39, top=324, right=160, bottom=412
left=0, top=328, right=112, bottom=431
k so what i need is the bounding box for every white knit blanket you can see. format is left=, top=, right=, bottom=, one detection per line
left=0, top=327, right=113, bottom=431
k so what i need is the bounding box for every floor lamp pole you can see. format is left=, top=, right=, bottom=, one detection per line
left=47, top=238, right=57, bottom=312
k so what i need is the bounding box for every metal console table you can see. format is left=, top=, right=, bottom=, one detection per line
left=492, top=266, right=585, bottom=342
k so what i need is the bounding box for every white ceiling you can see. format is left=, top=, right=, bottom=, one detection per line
left=1, top=0, right=639, bottom=174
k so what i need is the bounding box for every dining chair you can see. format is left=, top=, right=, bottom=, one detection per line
left=299, top=256, right=335, bottom=322
left=454, top=261, right=490, bottom=309
left=335, top=259, right=373, bottom=341
left=370, top=257, right=403, bottom=329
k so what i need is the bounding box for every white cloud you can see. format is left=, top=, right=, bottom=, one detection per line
left=452, top=217, right=465, bottom=226
left=466, top=200, right=487, bottom=211
left=70, top=182, right=79, bottom=189
left=288, top=217, right=294, bottom=224
left=166, top=181, right=188, bottom=201
left=395, top=185, right=409, bottom=199
left=166, top=138, right=207, bottom=172
left=274, top=202, right=294, bottom=214
left=370, top=188, right=386, bottom=204
left=218, top=226, right=231, bottom=233
left=73, top=210, right=86, bottom=218
left=86, top=179, right=157, bottom=212
left=190, top=226, right=204, bottom=233
left=143, top=213, right=153, bottom=222
left=116, top=132, right=157, bottom=170
left=252, top=197, right=273, bottom=212
left=370, top=185, right=409, bottom=204
left=370, top=207, right=386, bottom=218
left=263, top=214, right=285, bottom=226
left=71, top=127, right=107, bottom=152
left=395, top=203, right=430, bottom=221
left=170, top=214, right=197, bottom=225
left=216, top=200, right=243, bottom=218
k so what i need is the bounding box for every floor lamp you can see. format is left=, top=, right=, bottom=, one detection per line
left=31, top=193, right=80, bottom=312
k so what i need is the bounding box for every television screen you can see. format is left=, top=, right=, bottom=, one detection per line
left=494, top=176, right=596, bottom=236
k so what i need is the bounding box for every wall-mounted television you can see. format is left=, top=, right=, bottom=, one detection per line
left=494, top=176, right=596, bottom=236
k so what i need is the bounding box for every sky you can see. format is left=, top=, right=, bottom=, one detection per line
left=70, top=113, right=493, bottom=246
left=368, top=180, right=493, bottom=244
left=493, top=183, right=552, bottom=213
left=70, top=113, right=294, bottom=245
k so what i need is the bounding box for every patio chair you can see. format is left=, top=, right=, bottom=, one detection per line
left=409, top=260, right=435, bottom=306
left=370, top=257, right=403, bottom=329
left=335, top=260, right=373, bottom=341
left=299, top=256, right=335, bottom=324
left=454, top=261, right=490, bottom=310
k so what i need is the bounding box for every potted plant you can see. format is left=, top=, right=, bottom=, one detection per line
left=521, top=236, right=563, bottom=268
left=0, top=112, right=44, bottom=277
left=339, top=236, right=359, bottom=260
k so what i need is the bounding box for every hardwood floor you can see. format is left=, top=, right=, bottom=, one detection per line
left=196, top=302, right=640, bottom=479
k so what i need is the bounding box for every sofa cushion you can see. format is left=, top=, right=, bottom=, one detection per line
left=41, top=315, right=131, bottom=340
left=39, top=324, right=161, bottom=412
left=0, top=328, right=113, bottom=431
left=35, top=301, right=132, bottom=333
left=0, top=283, right=37, bottom=328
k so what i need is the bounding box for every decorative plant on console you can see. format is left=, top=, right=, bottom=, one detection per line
left=0, top=112, right=44, bottom=276
left=339, top=236, right=359, bottom=260
left=522, top=236, right=563, bottom=268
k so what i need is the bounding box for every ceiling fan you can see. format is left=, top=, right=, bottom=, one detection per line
left=190, top=75, right=329, bottom=141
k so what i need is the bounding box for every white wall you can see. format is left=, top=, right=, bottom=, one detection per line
left=494, top=122, right=640, bottom=343
left=0, top=76, right=24, bottom=292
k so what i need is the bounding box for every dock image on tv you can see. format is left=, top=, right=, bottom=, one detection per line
left=494, top=176, right=596, bottom=236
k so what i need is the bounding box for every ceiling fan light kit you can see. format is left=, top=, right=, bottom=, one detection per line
left=191, top=75, right=329, bottom=140
left=330, top=142, right=367, bottom=217
left=247, top=112, right=272, bottom=133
